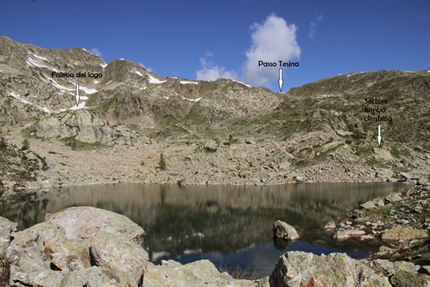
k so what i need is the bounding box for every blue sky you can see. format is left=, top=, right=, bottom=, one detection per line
left=1, top=0, right=429, bottom=91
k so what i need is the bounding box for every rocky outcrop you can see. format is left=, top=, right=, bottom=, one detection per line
left=35, top=110, right=149, bottom=146
left=1, top=36, right=430, bottom=193
left=0, top=136, right=47, bottom=191
left=269, top=251, right=429, bottom=287
left=6, top=207, right=148, bottom=287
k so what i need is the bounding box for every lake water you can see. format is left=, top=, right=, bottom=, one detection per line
left=0, top=182, right=405, bottom=277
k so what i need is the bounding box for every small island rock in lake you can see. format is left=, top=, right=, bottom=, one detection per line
left=273, top=220, right=299, bottom=241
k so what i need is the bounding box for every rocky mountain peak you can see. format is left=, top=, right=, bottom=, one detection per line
left=0, top=37, right=429, bottom=191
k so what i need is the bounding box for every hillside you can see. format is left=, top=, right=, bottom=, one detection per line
left=0, top=36, right=429, bottom=191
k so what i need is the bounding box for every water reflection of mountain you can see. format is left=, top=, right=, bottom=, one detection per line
left=0, top=183, right=405, bottom=260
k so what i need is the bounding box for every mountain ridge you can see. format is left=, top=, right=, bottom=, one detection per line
left=0, top=37, right=429, bottom=191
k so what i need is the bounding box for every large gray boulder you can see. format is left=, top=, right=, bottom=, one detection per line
left=273, top=220, right=299, bottom=241
left=0, top=216, right=17, bottom=255
left=6, top=206, right=149, bottom=287
left=45, top=206, right=145, bottom=244
left=269, top=251, right=391, bottom=287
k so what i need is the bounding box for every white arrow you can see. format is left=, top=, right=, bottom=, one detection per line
left=75, top=83, right=80, bottom=106
left=278, top=68, right=284, bottom=92
left=377, top=124, right=382, bottom=147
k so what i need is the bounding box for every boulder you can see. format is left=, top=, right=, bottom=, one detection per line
left=373, top=198, right=385, bottom=207
left=269, top=251, right=391, bottom=287
left=6, top=207, right=148, bottom=287
left=373, top=148, right=395, bottom=161
left=360, top=200, right=377, bottom=210
left=324, top=220, right=336, bottom=229
left=45, top=206, right=145, bottom=244
left=385, top=193, right=403, bottom=203
left=204, top=139, right=218, bottom=152
left=273, top=220, right=299, bottom=241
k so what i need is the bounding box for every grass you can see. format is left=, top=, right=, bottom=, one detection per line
left=0, top=255, right=10, bottom=286
left=218, top=265, right=261, bottom=280
left=60, top=136, right=105, bottom=151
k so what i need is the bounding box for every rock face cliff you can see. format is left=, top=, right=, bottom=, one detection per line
left=0, top=36, right=429, bottom=189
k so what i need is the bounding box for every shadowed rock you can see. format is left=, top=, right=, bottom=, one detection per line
left=273, top=220, right=299, bottom=241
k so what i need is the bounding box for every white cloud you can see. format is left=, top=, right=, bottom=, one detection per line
left=309, top=13, right=324, bottom=39
left=139, top=63, right=153, bottom=72
left=242, top=14, right=301, bottom=87
left=91, top=48, right=102, bottom=57
left=195, top=14, right=300, bottom=88
left=196, top=55, right=237, bottom=81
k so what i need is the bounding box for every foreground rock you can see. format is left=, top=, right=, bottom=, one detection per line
left=6, top=206, right=148, bottom=287
left=269, top=251, right=429, bottom=287
left=0, top=217, right=16, bottom=255
left=144, top=260, right=260, bottom=287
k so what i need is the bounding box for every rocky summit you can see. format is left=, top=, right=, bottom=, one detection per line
left=0, top=36, right=429, bottom=190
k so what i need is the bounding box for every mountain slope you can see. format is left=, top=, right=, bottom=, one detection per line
left=0, top=36, right=429, bottom=191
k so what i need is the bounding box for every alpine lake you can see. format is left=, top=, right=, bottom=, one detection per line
left=0, top=182, right=406, bottom=278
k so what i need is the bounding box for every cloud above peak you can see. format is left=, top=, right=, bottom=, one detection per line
left=195, top=14, right=301, bottom=88
left=91, top=48, right=102, bottom=57
left=196, top=53, right=237, bottom=81
left=242, top=14, right=301, bottom=86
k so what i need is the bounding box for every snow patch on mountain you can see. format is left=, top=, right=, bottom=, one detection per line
left=8, top=91, right=51, bottom=113
left=69, top=101, right=87, bottom=111
left=41, top=75, right=73, bottom=93
left=180, top=80, right=198, bottom=85
left=148, top=75, right=166, bottom=84
left=79, top=86, right=98, bottom=95
left=181, top=96, right=201, bottom=102
left=232, top=80, right=252, bottom=88
left=30, top=53, right=47, bottom=61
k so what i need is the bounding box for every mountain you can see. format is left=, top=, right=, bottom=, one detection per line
left=0, top=36, right=429, bottom=191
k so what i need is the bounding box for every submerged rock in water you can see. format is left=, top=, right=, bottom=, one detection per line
left=273, top=220, right=299, bottom=241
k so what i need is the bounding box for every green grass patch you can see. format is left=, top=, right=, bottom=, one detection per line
left=60, top=136, right=105, bottom=151
left=21, top=124, right=38, bottom=139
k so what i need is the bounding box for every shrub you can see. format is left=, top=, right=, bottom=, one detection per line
left=159, top=152, right=166, bottom=170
